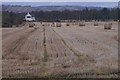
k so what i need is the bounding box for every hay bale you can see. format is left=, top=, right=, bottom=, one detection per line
left=29, top=22, right=35, bottom=28
left=79, top=23, right=85, bottom=26
left=104, top=23, right=112, bottom=30
left=56, top=22, right=61, bottom=27
left=66, top=23, right=70, bottom=26
left=51, top=22, right=55, bottom=27
left=42, top=24, right=45, bottom=26
left=94, top=23, right=98, bottom=26
left=42, top=23, right=48, bottom=26
left=72, top=22, right=78, bottom=25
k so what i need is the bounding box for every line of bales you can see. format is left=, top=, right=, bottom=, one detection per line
left=25, top=13, right=114, bottom=30
left=28, top=20, right=113, bottom=30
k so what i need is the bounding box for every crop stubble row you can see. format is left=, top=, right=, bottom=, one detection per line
left=2, top=22, right=118, bottom=78
left=52, top=23, right=118, bottom=76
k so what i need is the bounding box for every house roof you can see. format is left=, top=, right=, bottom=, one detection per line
left=26, top=13, right=32, bottom=17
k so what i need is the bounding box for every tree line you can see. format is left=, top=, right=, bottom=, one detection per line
left=2, top=8, right=119, bottom=27
left=2, top=12, right=25, bottom=27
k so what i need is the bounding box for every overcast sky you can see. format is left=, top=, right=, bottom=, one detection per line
left=1, top=0, right=120, bottom=2
left=2, top=0, right=119, bottom=8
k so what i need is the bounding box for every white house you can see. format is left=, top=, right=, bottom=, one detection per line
left=25, top=13, right=35, bottom=21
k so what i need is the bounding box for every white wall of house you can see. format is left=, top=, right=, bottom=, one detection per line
left=25, top=13, right=35, bottom=21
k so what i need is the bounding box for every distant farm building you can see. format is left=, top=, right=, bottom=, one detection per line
left=25, top=13, right=35, bottom=21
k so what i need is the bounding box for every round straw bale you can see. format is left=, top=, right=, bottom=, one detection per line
left=51, top=22, right=55, bottom=27
left=94, top=23, right=98, bottom=26
left=29, top=22, right=35, bottom=28
left=56, top=22, right=61, bottom=27
left=66, top=23, right=70, bottom=26
left=79, top=23, right=85, bottom=26
left=104, top=23, right=112, bottom=30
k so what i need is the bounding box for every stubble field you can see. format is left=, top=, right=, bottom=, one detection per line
left=2, top=21, right=118, bottom=78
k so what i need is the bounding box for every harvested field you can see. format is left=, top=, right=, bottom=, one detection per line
left=2, top=21, right=118, bottom=78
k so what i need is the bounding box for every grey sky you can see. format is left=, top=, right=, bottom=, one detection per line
left=2, top=2, right=118, bottom=8
left=2, top=0, right=119, bottom=2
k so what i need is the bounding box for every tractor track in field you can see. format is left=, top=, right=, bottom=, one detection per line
left=43, top=27, right=48, bottom=62
left=52, top=29, right=80, bottom=57
left=2, top=28, right=27, bottom=40
left=50, top=26, right=118, bottom=77
left=2, top=28, right=38, bottom=59
left=51, top=28, right=87, bottom=59
left=52, top=71, right=118, bottom=78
